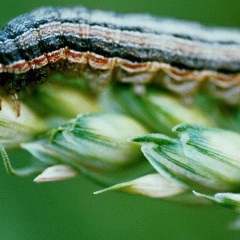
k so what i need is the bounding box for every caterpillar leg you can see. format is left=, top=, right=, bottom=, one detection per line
left=10, top=92, right=21, bottom=117
left=132, top=84, right=146, bottom=95
left=0, top=96, right=2, bottom=110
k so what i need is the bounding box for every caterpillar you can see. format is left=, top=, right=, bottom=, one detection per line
left=1, top=6, right=240, bottom=115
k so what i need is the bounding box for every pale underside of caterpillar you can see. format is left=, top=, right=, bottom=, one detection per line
left=1, top=6, right=240, bottom=115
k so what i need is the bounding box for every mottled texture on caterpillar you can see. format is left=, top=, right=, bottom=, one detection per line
left=1, top=6, right=240, bottom=111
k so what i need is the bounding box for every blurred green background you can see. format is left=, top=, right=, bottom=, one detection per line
left=1, top=0, right=240, bottom=239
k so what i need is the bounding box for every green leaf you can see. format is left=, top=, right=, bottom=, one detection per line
left=193, top=191, right=240, bottom=210
left=34, top=165, right=78, bottom=183
left=0, top=100, right=47, bottom=148
left=133, top=124, right=240, bottom=192
left=95, top=173, right=187, bottom=198
left=100, top=84, right=212, bottom=134
left=22, top=113, right=150, bottom=185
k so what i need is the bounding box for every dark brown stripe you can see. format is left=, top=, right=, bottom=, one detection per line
left=1, top=7, right=240, bottom=72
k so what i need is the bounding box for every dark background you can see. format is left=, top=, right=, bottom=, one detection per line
left=1, top=0, right=240, bottom=239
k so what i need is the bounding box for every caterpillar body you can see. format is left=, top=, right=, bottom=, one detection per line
left=1, top=7, right=240, bottom=115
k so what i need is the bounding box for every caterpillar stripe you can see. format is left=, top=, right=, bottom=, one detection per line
left=1, top=6, right=240, bottom=115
